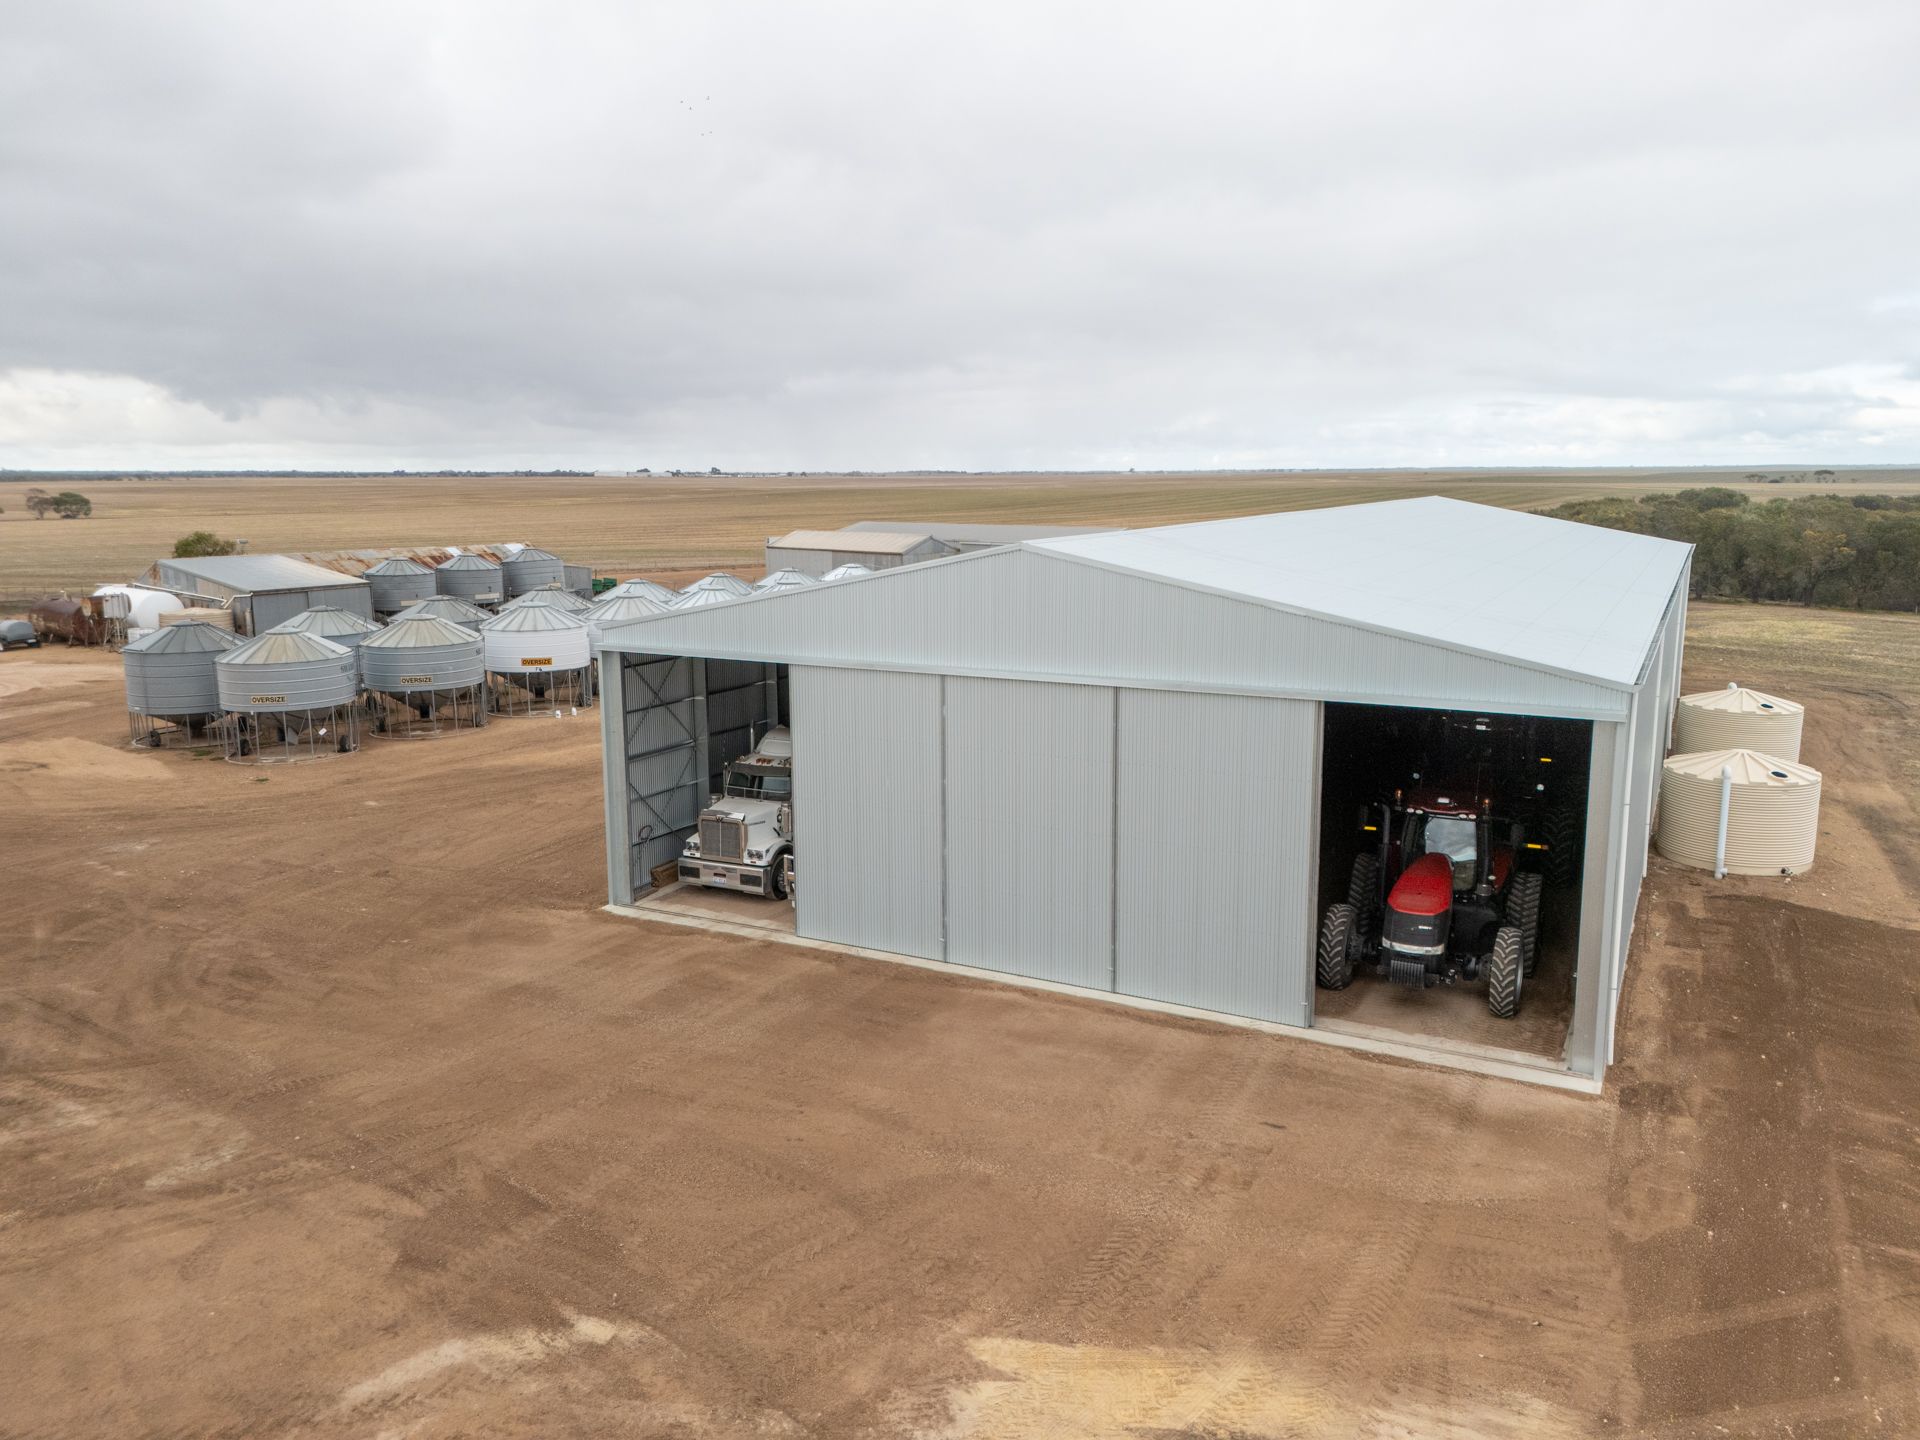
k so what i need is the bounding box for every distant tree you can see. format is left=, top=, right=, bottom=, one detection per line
left=50, top=491, right=91, bottom=518
left=709, top=466, right=721, bottom=475
left=1815, top=469, right=1836, bottom=482
left=25, top=487, right=53, bottom=519
left=173, top=530, right=238, bottom=558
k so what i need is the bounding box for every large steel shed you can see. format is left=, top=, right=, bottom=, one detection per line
left=598, top=497, right=1691, bottom=1087
left=140, top=554, right=374, bottom=636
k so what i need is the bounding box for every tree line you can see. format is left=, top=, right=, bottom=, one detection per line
left=1543, top=489, right=1920, bottom=611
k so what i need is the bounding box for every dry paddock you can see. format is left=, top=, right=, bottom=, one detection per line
left=3, top=603, right=1918, bottom=1439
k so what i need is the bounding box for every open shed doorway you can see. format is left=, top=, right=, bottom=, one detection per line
left=1313, top=701, right=1591, bottom=1068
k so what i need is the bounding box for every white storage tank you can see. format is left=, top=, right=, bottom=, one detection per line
left=501, top=545, right=566, bottom=597
left=673, top=586, right=742, bottom=610
left=1675, top=685, right=1804, bottom=763
left=1655, top=748, right=1822, bottom=876
left=363, top=557, right=436, bottom=615
left=435, top=552, right=504, bottom=606
left=819, top=563, right=873, bottom=582
left=479, top=604, right=594, bottom=714
left=269, top=605, right=382, bottom=657
left=93, top=584, right=187, bottom=630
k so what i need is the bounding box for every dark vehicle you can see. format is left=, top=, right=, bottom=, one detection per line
left=1316, top=712, right=1578, bottom=1019
left=1, top=618, right=41, bottom=650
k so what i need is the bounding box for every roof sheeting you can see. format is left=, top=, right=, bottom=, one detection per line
left=146, top=554, right=372, bottom=593
left=217, top=629, right=353, bottom=665
left=599, top=508, right=1667, bottom=719
left=1031, top=497, right=1690, bottom=688
left=769, top=528, right=936, bottom=554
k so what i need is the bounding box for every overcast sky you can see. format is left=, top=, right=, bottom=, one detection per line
left=2, top=2, right=1917, bottom=472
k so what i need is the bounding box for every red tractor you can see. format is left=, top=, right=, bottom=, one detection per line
left=1317, top=785, right=1546, bottom=1018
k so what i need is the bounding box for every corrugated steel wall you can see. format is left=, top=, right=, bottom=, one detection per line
left=1113, top=689, right=1319, bottom=1025
left=943, top=677, right=1114, bottom=988
left=608, top=546, right=1628, bottom=720
left=790, top=665, right=944, bottom=960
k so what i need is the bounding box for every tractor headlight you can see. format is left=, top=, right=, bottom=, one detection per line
left=746, top=848, right=766, bottom=864
left=684, top=838, right=701, bottom=857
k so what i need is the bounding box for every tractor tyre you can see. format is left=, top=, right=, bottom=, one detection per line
left=1347, top=852, right=1381, bottom=931
left=1543, top=805, right=1582, bottom=888
left=1508, top=872, right=1544, bottom=977
left=1486, top=926, right=1524, bottom=1019
left=770, top=853, right=790, bottom=900
left=1317, top=903, right=1358, bottom=990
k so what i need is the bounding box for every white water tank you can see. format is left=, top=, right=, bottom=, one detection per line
left=1675, top=685, right=1804, bottom=763
left=1655, top=748, right=1821, bottom=876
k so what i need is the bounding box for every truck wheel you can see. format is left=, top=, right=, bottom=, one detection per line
left=770, top=854, right=790, bottom=899
left=1347, top=852, right=1380, bottom=931
left=1507, top=872, right=1543, bottom=977
left=1486, top=926, right=1524, bottom=1019
left=1317, top=903, right=1357, bottom=990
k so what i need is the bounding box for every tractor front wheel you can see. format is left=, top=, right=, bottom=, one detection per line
left=1486, top=926, right=1524, bottom=1019
left=1317, top=903, right=1358, bottom=990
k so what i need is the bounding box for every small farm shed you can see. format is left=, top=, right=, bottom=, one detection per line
left=762, top=529, right=950, bottom=577
left=600, top=498, right=1691, bottom=1087
left=139, top=555, right=374, bottom=636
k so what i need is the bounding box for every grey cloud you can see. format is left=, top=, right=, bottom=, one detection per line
left=2, top=1, right=1918, bottom=469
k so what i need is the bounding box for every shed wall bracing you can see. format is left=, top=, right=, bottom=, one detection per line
left=604, top=546, right=1629, bottom=720
left=1113, top=689, right=1319, bottom=1025
left=943, top=677, right=1115, bottom=988
left=605, top=652, right=707, bottom=900
left=704, top=659, right=779, bottom=791
left=790, top=666, right=944, bottom=961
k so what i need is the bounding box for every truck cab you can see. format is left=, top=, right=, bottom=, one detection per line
left=678, top=726, right=794, bottom=898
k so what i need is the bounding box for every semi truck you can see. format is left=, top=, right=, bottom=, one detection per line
left=678, top=726, right=794, bottom=898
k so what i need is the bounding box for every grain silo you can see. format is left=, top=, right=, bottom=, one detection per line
left=270, top=605, right=383, bottom=659
left=499, top=585, right=593, bottom=615
left=363, top=557, right=437, bottom=616
left=607, top=577, right=678, bottom=605
left=584, top=591, right=671, bottom=649
left=1655, top=748, right=1821, bottom=877
left=359, top=615, right=488, bottom=738
left=122, top=618, right=239, bottom=747
left=501, top=545, right=566, bottom=598
left=682, top=572, right=754, bottom=598
left=215, top=630, right=362, bottom=762
left=391, top=595, right=493, bottom=631
left=1674, top=685, right=1804, bottom=763
left=479, top=605, right=594, bottom=715
left=819, top=563, right=873, bottom=582
left=435, top=552, right=505, bottom=607
left=755, top=568, right=818, bottom=593
left=672, top=586, right=742, bottom=610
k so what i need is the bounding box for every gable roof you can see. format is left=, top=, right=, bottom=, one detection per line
left=147, top=554, right=371, bottom=592
left=601, top=499, right=1691, bottom=719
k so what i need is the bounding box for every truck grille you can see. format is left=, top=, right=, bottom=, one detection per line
left=700, top=815, right=746, bottom=862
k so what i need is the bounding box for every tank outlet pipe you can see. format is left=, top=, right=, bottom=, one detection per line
left=1714, top=764, right=1734, bottom=879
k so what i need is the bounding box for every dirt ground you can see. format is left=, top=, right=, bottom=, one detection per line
left=3, top=602, right=1918, bottom=1438
left=7, top=467, right=1920, bottom=605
